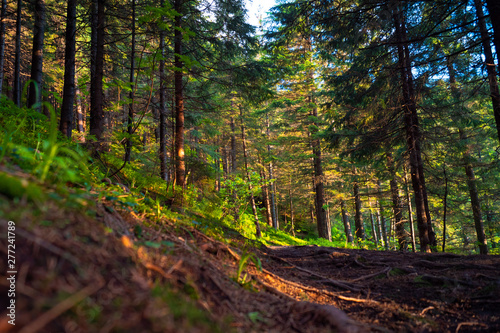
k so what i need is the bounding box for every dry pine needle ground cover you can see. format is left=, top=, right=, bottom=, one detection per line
left=1, top=193, right=499, bottom=333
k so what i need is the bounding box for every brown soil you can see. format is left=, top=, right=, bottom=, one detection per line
left=1, top=199, right=499, bottom=333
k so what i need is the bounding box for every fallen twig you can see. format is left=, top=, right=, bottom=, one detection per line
left=19, top=278, right=105, bottom=333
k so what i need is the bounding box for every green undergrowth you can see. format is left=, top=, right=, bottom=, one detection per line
left=0, top=99, right=396, bottom=260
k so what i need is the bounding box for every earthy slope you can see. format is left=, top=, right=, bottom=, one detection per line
left=1, top=185, right=499, bottom=332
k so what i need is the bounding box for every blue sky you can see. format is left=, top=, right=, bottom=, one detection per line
left=245, top=0, right=276, bottom=28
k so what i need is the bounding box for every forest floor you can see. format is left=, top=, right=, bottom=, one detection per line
left=1, top=190, right=500, bottom=333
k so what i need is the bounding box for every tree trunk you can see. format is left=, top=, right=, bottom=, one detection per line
left=474, top=0, right=500, bottom=144
left=310, top=101, right=329, bottom=240
left=239, top=106, right=261, bottom=238
left=125, top=0, right=136, bottom=162
left=403, top=166, right=416, bottom=252
left=90, top=0, right=105, bottom=140
left=485, top=0, right=500, bottom=68
left=230, top=114, right=237, bottom=173
left=353, top=168, right=365, bottom=241
left=266, top=113, right=278, bottom=229
left=0, top=0, right=7, bottom=95
left=174, top=0, right=185, bottom=188
left=259, top=155, right=272, bottom=227
left=289, top=184, right=295, bottom=237
left=159, top=1, right=168, bottom=181
left=447, top=56, right=488, bottom=254
left=442, top=165, right=448, bottom=253
left=13, top=0, right=22, bottom=106
left=341, top=199, right=354, bottom=244
left=376, top=181, right=389, bottom=250
left=59, top=0, right=76, bottom=137
left=386, top=152, right=407, bottom=250
left=393, top=7, right=435, bottom=252
left=28, top=0, right=46, bottom=111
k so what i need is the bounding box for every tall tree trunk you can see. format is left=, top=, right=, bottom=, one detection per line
left=387, top=152, right=407, bottom=250
left=376, top=181, right=389, bottom=250
left=59, top=0, right=76, bottom=137
left=159, top=0, right=168, bottom=181
left=13, top=0, right=22, bottom=106
left=258, top=154, right=272, bottom=227
left=447, top=56, right=488, bottom=254
left=240, top=106, right=261, bottom=238
left=125, top=0, right=136, bottom=162
left=393, top=7, right=435, bottom=252
left=289, top=183, right=295, bottom=237
left=266, top=113, right=278, bottom=229
left=442, top=165, right=448, bottom=253
left=353, top=168, right=365, bottom=240
left=485, top=0, right=500, bottom=68
left=230, top=114, right=237, bottom=173
left=403, top=166, right=416, bottom=252
left=90, top=0, right=105, bottom=141
left=310, top=101, right=329, bottom=240
left=174, top=0, right=185, bottom=188
left=76, top=84, right=85, bottom=135
left=368, top=197, right=379, bottom=245
left=28, top=0, right=46, bottom=111
left=0, top=0, right=7, bottom=95
left=341, top=199, right=354, bottom=244
left=474, top=0, right=500, bottom=144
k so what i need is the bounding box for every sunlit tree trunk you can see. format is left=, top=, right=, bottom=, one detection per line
left=393, top=6, right=435, bottom=252
left=474, top=0, right=500, bottom=144
left=159, top=0, right=168, bottom=181
left=341, top=199, right=354, bottom=244
left=13, top=0, right=22, bottom=106
left=386, top=152, right=407, bottom=250
left=0, top=0, right=7, bottom=95
left=59, top=0, right=76, bottom=137
left=174, top=0, right=185, bottom=188
left=353, top=167, right=365, bottom=241
left=447, top=56, right=488, bottom=254
left=266, top=113, right=278, bottom=229
left=240, top=106, right=261, bottom=238
left=125, top=0, right=136, bottom=162
left=403, top=166, right=416, bottom=252
left=28, top=0, right=46, bottom=111
left=90, top=0, right=105, bottom=140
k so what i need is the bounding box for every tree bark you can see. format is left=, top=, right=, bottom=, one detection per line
left=174, top=0, right=185, bottom=187
left=0, top=0, right=7, bottom=95
left=485, top=0, right=500, bottom=69
left=266, top=113, right=278, bottom=229
left=353, top=168, right=365, bottom=241
left=474, top=0, right=500, bottom=144
left=125, top=0, right=136, bottom=162
left=341, top=199, right=354, bottom=244
left=90, top=0, right=105, bottom=140
left=393, top=7, right=435, bottom=252
left=13, top=0, right=22, bottom=106
left=403, top=166, right=416, bottom=252
left=59, top=0, right=76, bottom=137
left=447, top=56, right=488, bottom=254
left=240, top=106, right=261, bottom=238
left=386, top=152, right=407, bottom=250
left=159, top=0, right=168, bottom=181
left=28, top=0, right=46, bottom=111
left=442, top=165, right=448, bottom=253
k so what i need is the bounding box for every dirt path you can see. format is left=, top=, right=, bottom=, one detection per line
left=257, top=245, right=500, bottom=332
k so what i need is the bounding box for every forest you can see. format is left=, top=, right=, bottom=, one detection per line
left=0, top=0, right=499, bottom=332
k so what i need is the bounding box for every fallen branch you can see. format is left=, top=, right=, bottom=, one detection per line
left=351, top=267, right=391, bottom=282
left=19, top=278, right=105, bottom=333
